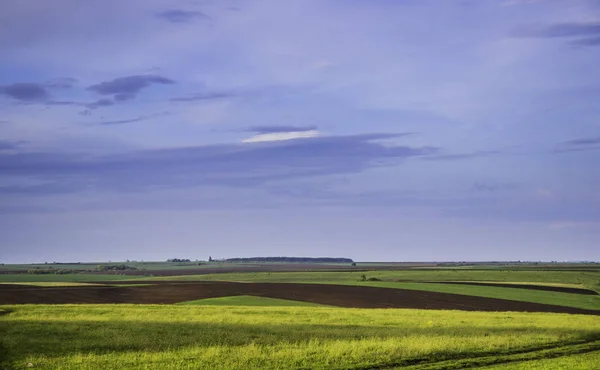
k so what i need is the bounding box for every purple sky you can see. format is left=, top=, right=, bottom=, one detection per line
left=1, top=0, right=599, bottom=263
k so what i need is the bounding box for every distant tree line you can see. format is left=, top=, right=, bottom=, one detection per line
left=223, top=257, right=354, bottom=263
left=96, top=264, right=138, bottom=272
left=167, top=258, right=191, bottom=263
left=27, top=268, right=78, bottom=275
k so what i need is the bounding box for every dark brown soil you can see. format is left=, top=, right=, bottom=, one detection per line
left=429, top=281, right=599, bottom=295
left=0, top=282, right=597, bottom=315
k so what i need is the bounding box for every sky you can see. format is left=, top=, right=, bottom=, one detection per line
left=1, top=0, right=599, bottom=263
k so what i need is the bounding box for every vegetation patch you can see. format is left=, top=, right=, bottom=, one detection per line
left=480, top=349, right=600, bottom=369
left=0, top=282, right=103, bottom=287
left=179, top=295, right=325, bottom=306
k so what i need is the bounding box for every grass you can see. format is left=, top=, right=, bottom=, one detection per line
left=0, top=282, right=103, bottom=287
left=140, top=271, right=600, bottom=311
left=481, top=350, right=600, bottom=369
left=1, top=305, right=599, bottom=369
left=448, top=281, right=588, bottom=288
left=179, top=295, right=325, bottom=306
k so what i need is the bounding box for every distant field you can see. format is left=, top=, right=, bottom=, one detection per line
left=0, top=274, right=137, bottom=282
left=0, top=282, right=102, bottom=287
left=2, top=266, right=599, bottom=310
left=137, top=270, right=600, bottom=310
left=179, top=295, right=325, bottom=306
left=140, top=269, right=600, bottom=290
left=1, top=305, right=599, bottom=370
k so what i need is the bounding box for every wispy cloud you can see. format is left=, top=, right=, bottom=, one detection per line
left=564, top=136, right=600, bottom=146
left=155, top=9, right=211, bottom=23
left=0, top=133, right=437, bottom=195
left=45, top=77, right=77, bottom=89
left=93, top=112, right=170, bottom=126
left=85, top=98, right=115, bottom=109
left=87, top=75, right=175, bottom=100
left=554, top=135, right=600, bottom=153
left=512, top=22, right=600, bottom=47
left=0, top=83, right=49, bottom=102
left=0, top=140, right=25, bottom=151
left=97, top=117, right=146, bottom=126
left=242, top=130, right=320, bottom=143
left=513, top=22, right=600, bottom=38
left=570, top=36, right=600, bottom=47
left=247, top=125, right=318, bottom=134
left=170, top=92, right=233, bottom=102
left=423, top=150, right=501, bottom=161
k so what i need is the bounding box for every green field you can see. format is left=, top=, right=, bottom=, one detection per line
left=0, top=282, right=103, bottom=287
left=179, top=295, right=325, bottom=306
left=1, top=305, right=599, bottom=370
left=140, top=269, right=600, bottom=290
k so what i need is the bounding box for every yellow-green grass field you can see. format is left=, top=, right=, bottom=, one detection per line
left=1, top=305, right=599, bottom=369
left=482, top=350, right=600, bottom=369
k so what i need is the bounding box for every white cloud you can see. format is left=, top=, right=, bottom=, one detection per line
left=242, top=130, right=320, bottom=143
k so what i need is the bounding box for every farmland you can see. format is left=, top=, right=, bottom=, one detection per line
left=0, top=262, right=599, bottom=369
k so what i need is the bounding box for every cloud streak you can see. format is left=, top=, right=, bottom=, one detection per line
left=242, top=130, right=320, bottom=143
left=0, top=140, right=25, bottom=151
left=513, top=22, right=600, bottom=38
left=155, top=9, right=211, bottom=23
left=247, top=125, right=318, bottom=134
left=0, top=133, right=436, bottom=195
left=422, top=150, right=501, bottom=161
left=553, top=135, right=600, bottom=153
left=170, top=92, right=233, bottom=102
left=0, top=83, right=49, bottom=102
left=87, top=75, right=175, bottom=100
left=513, top=22, right=600, bottom=47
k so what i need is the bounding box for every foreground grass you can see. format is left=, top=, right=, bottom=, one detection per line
left=179, top=295, right=325, bottom=306
left=1, top=305, right=599, bottom=369
left=482, top=350, right=600, bottom=369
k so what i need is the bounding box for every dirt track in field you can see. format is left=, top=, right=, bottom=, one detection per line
left=0, top=282, right=598, bottom=315
left=428, top=281, right=599, bottom=295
